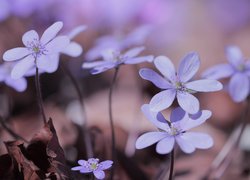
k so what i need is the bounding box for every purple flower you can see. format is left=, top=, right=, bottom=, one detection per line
left=83, top=46, right=153, bottom=74
left=135, top=104, right=213, bottom=154
left=203, top=46, right=250, bottom=102
left=71, top=158, right=113, bottom=180
left=0, top=62, right=27, bottom=92
left=140, top=53, right=223, bottom=114
left=3, top=21, right=70, bottom=79
left=86, top=25, right=151, bottom=60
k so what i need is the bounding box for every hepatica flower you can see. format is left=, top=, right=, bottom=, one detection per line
left=136, top=104, right=213, bottom=154
left=71, top=158, right=113, bottom=180
left=0, top=62, right=27, bottom=92
left=140, top=53, right=223, bottom=114
left=203, top=46, right=250, bottom=102
left=3, top=21, right=70, bottom=79
left=83, top=46, right=153, bottom=74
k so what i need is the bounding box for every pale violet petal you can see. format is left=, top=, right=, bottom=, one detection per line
left=178, top=52, right=200, bottom=82
left=202, top=64, right=234, bottom=79
left=170, top=107, right=186, bottom=123
left=141, top=104, right=170, bottom=131
left=154, top=56, right=176, bottom=82
left=139, top=68, right=172, bottom=89
left=149, top=89, right=176, bottom=112
left=62, top=42, right=83, bottom=57
left=124, top=55, right=154, bottom=64
left=68, top=25, right=87, bottom=40
left=183, top=132, right=213, bottom=149
left=124, top=46, right=144, bottom=58
left=71, top=166, right=84, bottom=171
left=156, top=136, right=175, bottom=154
left=90, top=63, right=116, bottom=74
left=45, top=36, right=70, bottom=54
left=3, top=47, right=30, bottom=61
left=5, top=77, right=27, bottom=92
left=93, top=170, right=105, bottom=180
left=22, top=30, right=39, bottom=47
left=78, top=160, right=88, bottom=166
left=82, top=61, right=111, bottom=69
left=36, top=54, right=59, bottom=73
left=40, top=21, right=63, bottom=45
left=11, top=55, right=34, bottom=79
left=135, top=132, right=168, bottom=149
left=99, top=160, right=113, bottom=170
left=185, top=79, right=223, bottom=92
left=226, top=46, right=243, bottom=68
left=229, top=73, right=249, bottom=102
left=174, top=110, right=211, bottom=131
left=177, top=92, right=199, bottom=114
left=176, top=135, right=195, bottom=153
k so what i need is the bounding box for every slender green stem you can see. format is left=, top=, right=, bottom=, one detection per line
left=168, top=149, right=175, bottom=180
left=61, top=63, right=93, bottom=158
left=109, top=67, right=119, bottom=180
left=35, top=67, right=47, bottom=124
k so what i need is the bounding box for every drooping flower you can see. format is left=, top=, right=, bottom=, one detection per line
left=140, top=53, right=223, bottom=114
left=0, top=62, right=27, bottom=92
left=85, top=25, right=151, bottom=60
left=83, top=46, right=153, bottom=74
left=3, top=21, right=70, bottom=79
left=135, top=104, right=213, bottom=154
left=202, top=46, right=250, bottom=102
left=71, top=158, right=113, bottom=180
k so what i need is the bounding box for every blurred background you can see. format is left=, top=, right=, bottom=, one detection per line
left=0, top=0, right=250, bottom=179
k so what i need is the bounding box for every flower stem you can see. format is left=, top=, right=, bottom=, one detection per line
left=35, top=67, right=47, bottom=124
left=109, top=67, right=119, bottom=180
left=169, top=148, right=175, bottom=180
left=61, top=63, right=93, bottom=158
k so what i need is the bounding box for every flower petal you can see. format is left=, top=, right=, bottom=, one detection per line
left=156, top=136, right=175, bottom=154
left=45, top=36, right=70, bottom=54
left=78, top=160, right=87, bottom=166
left=178, top=52, right=200, bottom=82
left=82, top=61, right=111, bottom=69
left=154, top=56, right=176, bottom=82
left=141, top=104, right=170, bottom=131
left=3, top=47, right=30, bottom=61
left=40, top=21, right=63, bottom=45
left=149, top=89, right=176, bottom=112
left=229, top=73, right=249, bottom=102
left=202, top=64, right=233, bottom=79
left=174, top=110, right=211, bottom=131
left=226, top=46, right=243, bottom=68
left=5, top=77, right=27, bottom=92
left=177, top=92, right=199, bottom=114
left=36, top=54, right=59, bottom=73
left=99, top=160, right=113, bottom=170
left=139, top=68, right=172, bottom=89
left=183, top=132, right=213, bottom=149
left=124, top=46, right=144, bottom=58
left=170, top=107, right=187, bottom=123
left=135, top=132, right=168, bottom=149
left=176, top=135, right=195, bottom=153
left=93, top=170, right=105, bottom=180
left=124, top=55, right=154, bottom=64
left=71, top=166, right=84, bottom=171
left=11, top=55, right=34, bottom=79
left=68, top=25, right=87, bottom=40
left=90, top=63, right=116, bottom=74
left=185, top=79, right=223, bottom=92
left=62, top=42, right=82, bottom=57
left=79, top=167, right=92, bottom=173
left=22, top=30, right=39, bottom=47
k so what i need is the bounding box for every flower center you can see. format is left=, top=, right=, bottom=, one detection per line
left=87, top=158, right=99, bottom=171
left=236, top=63, right=245, bottom=72
left=90, top=163, right=98, bottom=170
left=27, top=39, right=47, bottom=58
left=169, top=125, right=180, bottom=136
left=175, top=81, right=186, bottom=92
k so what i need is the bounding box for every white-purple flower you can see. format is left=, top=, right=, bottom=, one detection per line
left=0, top=62, right=27, bottom=92
left=140, top=53, right=223, bottom=114
left=135, top=104, right=213, bottom=154
left=3, top=21, right=70, bottom=79
left=203, top=46, right=250, bottom=102
left=71, top=158, right=113, bottom=180
left=83, top=46, right=153, bottom=74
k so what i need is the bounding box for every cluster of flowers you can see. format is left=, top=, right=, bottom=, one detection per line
left=2, top=21, right=249, bottom=179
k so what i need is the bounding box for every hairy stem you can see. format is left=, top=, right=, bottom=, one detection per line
left=35, top=67, right=47, bottom=124
left=109, top=67, right=119, bottom=180
left=169, top=149, right=175, bottom=180
left=61, top=63, right=93, bottom=158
